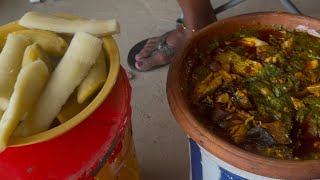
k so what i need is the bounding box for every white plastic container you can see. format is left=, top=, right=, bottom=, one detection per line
left=188, top=138, right=277, bottom=180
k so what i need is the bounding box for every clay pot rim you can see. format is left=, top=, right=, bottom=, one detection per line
left=167, top=11, right=320, bottom=179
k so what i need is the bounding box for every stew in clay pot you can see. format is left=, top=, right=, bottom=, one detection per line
left=167, top=12, right=320, bottom=179
left=188, top=28, right=320, bottom=160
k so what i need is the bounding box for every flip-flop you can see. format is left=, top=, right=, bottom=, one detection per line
left=127, top=31, right=176, bottom=72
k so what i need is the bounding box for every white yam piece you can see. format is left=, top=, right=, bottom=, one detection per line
left=77, top=50, right=107, bottom=104
left=0, top=34, right=30, bottom=111
left=0, top=60, right=49, bottom=151
left=14, top=29, right=68, bottom=57
left=14, top=32, right=102, bottom=137
left=19, top=12, right=120, bottom=36
left=0, top=110, right=3, bottom=120
left=22, top=43, right=55, bottom=73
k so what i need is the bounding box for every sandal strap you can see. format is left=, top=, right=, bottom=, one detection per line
left=152, top=31, right=176, bottom=58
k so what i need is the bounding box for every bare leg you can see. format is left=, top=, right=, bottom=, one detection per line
left=178, top=0, right=216, bottom=31
left=132, top=0, right=216, bottom=71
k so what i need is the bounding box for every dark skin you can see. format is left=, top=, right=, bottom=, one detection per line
left=135, top=0, right=217, bottom=71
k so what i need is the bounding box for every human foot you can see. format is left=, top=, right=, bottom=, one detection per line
left=127, top=27, right=194, bottom=72
left=127, top=17, right=216, bottom=72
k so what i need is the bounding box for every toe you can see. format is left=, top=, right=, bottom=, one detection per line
left=135, top=37, right=160, bottom=60
left=135, top=47, right=153, bottom=60
left=135, top=51, right=172, bottom=71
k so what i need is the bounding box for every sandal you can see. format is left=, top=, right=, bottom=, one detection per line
left=127, top=31, right=176, bottom=72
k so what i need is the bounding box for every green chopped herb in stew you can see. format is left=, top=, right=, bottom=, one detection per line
left=189, top=28, right=320, bottom=160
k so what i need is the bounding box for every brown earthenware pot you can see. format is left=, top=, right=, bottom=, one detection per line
left=167, top=12, right=320, bottom=179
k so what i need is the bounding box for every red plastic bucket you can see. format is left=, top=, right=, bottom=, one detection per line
left=0, top=67, right=140, bottom=179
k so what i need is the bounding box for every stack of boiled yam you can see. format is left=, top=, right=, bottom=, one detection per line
left=0, top=12, right=120, bottom=150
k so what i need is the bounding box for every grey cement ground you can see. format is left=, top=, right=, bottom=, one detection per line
left=0, top=0, right=319, bottom=179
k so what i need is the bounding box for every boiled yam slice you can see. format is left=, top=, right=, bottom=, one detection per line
left=14, top=32, right=102, bottom=137
left=0, top=60, right=49, bottom=150
left=22, top=43, right=55, bottom=72
left=77, top=50, right=107, bottom=104
left=0, top=34, right=30, bottom=111
left=19, top=12, right=120, bottom=36
left=13, top=29, right=68, bottom=57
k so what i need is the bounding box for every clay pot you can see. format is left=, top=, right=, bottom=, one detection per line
left=167, top=12, right=320, bottom=179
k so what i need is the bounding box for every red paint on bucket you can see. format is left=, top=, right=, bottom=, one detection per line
left=0, top=67, right=132, bottom=179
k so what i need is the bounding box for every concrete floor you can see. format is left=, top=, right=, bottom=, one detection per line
left=0, top=0, right=319, bottom=179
